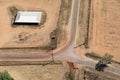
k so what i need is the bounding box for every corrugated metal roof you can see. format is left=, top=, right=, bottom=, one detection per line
left=14, top=11, right=42, bottom=24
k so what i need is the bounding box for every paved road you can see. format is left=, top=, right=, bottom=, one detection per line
left=0, top=0, right=120, bottom=75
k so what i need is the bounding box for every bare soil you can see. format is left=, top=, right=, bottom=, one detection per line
left=76, top=0, right=120, bottom=62
left=77, top=66, right=120, bottom=80
left=0, top=61, right=68, bottom=80
left=0, top=0, right=61, bottom=48
left=0, top=0, right=73, bottom=54
left=0, top=61, right=119, bottom=80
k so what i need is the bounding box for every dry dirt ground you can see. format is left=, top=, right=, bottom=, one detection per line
left=77, top=65, right=120, bottom=80
left=0, top=62, right=68, bottom=80
left=0, top=0, right=60, bottom=48
left=76, top=0, right=120, bottom=62
left=0, top=0, right=73, bottom=54
left=0, top=61, right=119, bottom=80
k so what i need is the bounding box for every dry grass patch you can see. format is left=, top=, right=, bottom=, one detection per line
left=76, top=0, right=120, bottom=62
left=0, top=61, right=68, bottom=80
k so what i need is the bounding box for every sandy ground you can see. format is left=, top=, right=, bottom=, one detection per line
left=76, top=0, right=120, bottom=62
left=89, top=0, right=120, bottom=61
left=0, top=0, right=61, bottom=48
left=0, top=64, right=67, bottom=80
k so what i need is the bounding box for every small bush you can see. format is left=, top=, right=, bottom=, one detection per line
left=0, top=71, right=14, bottom=80
left=65, top=71, right=75, bottom=80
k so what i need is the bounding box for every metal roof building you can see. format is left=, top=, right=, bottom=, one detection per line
left=14, top=11, right=42, bottom=24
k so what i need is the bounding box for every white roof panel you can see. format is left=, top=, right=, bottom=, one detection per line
left=14, top=11, right=42, bottom=23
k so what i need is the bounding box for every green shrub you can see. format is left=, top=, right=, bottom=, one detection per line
left=65, top=71, right=75, bottom=80
left=0, top=71, right=14, bottom=80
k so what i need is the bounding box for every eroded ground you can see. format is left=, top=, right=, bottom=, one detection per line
left=76, top=0, right=120, bottom=62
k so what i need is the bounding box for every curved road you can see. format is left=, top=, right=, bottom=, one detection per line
left=0, top=0, right=120, bottom=75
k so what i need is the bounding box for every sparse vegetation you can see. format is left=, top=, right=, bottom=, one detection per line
left=85, top=53, right=114, bottom=62
left=40, top=11, right=47, bottom=26
left=50, top=31, right=57, bottom=50
left=0, top=61, right=68, bottom=80
left=101, top=54, right=113, bottom=64
left=9, top=6, right=18, bottom=17
left=76, top=67, right=120, bottom=80
left=0, top=61, right=62, bottom=66
left=0, top=71, right=14, bottom=80
left=75, top=0, right=91, bottom=48
left=8, top=6, right=19, bottom=26
left=65, top=70, right=75, bottom=80
left=83, top=70, right=117, bottom=80
left=54, top=0, right=72, bottom=46
left=60, top=0, right=72, bottom=25
left=95, top=61, right=108, bottom=72
left=95, top=54, right=113, bottom=71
